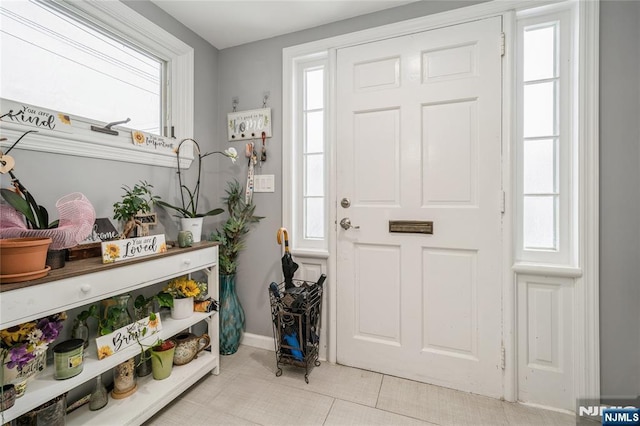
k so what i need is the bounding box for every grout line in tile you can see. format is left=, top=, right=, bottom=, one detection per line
left=375, top=374, right=385, bottom=409
left=322, top=398, right=336, bottom=426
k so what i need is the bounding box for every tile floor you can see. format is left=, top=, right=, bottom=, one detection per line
left=146, top=346, right=575, bottom=426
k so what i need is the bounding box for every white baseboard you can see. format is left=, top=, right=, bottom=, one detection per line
left=241, top=332, right=275, bottom=351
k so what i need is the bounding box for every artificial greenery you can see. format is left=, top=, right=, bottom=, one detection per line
left=210, top=180, right=264, bottom=275
left=133, top=292, right=174, bottom=317
left=113, top=181, right=158, bottom=222
left=74, top=303, right=124, bottom=337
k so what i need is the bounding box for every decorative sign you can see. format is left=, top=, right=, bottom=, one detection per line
left=131, top=129, right=176, bottom=154
left=134, top=213, right=157, bottom=225
left=134, top=212, right=157, bottom=237
left=101, top=234, right=167, bottom=263
left=96, top=314, right=163, bottom=360
left=227, top=108, right=271, bottom=141
left=80, top=218, right=120, bottom=244
left=0, top=99, right=73, bottom=133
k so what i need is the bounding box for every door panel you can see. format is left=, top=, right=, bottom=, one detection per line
left=336, top=16, right=504, bottom=398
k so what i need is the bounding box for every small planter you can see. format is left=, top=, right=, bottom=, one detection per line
left=0, top=237, right=52, bottom=282
left=150, top=340, right=175, bottom=380
left=46, top=249, right=66, bottom=270
left=180, top=217, right=203, bottom=243
left=171, top=297, right=194, bottom=320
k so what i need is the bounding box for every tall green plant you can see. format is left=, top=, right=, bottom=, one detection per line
left=210, top=180, right=263, bottom=275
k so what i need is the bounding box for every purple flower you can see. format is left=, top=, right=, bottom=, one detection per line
left=37, top=318, right=62, bottom=343
left=7, top=346, right=35, bottom=370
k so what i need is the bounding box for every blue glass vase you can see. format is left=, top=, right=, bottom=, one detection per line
left=219, top=274, right=245, bottom=355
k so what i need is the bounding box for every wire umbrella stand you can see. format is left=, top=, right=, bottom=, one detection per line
left=268, top=275, right=325, bottom=383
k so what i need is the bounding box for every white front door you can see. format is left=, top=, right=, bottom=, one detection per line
left=336, top=16, right=504, bottom=397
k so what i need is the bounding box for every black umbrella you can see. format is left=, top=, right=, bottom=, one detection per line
left=277, top=227, right=298, bottom=289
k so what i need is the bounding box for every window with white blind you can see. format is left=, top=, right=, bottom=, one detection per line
left=516, top=6, right=576, bottom=265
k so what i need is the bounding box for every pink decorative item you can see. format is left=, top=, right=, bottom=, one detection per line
left=0, top=192, right=96, bottom=250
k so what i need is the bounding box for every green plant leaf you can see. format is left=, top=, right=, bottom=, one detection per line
left=1, top=188, right=38, bottom=227
left=196, top=208, right=224, bottom=217
left=156, top=200, right=195, bottom=218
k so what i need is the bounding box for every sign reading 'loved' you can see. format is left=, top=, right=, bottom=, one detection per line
left=101, top=235, right=167, bottom=263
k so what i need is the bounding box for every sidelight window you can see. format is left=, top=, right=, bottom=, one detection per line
left=517, top=7, right=576, bottom=265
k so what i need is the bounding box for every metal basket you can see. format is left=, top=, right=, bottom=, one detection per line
left=268, top=278, right=324, bottom=383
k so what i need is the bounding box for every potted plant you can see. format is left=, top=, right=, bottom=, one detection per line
left=156, top=138, right=237, bottom=242
left=1, top=312, right=66, bottom=397
left=160, top=276, right=207, bottom=320
left=132, top=294, right=171, bottom=377
left=209, top=180, right=263, bottom=354
left=132, top=314, right=175, bottom=380
left=0, top=131, right=95, bottom=272
left=148, top=338, right=176, bottom=380
left=112, top=181, right=159, bottom=239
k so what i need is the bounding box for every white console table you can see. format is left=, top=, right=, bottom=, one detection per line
left=0, top=241, right=220, bottom=425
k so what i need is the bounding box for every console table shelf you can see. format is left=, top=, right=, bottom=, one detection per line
left=0, top=241, right=220, bottom=424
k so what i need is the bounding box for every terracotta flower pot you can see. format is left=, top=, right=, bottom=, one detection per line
left=0, top=237, right=52, bottom=279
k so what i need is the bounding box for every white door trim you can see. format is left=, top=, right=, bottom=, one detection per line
left=281, top=0, right=599, bottom=405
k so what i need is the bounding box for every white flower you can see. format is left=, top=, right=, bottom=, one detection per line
left=32, top=342, right=47, bottom=356
left=26, top=329, right=43, bottom=345
left=224, top=147, right=238, bottom=164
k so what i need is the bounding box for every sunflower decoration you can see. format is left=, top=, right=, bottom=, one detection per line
left=57, top=114, right=71, bottom=125
left=132, top=130, right=146, bottom=145
left=163, top=275, right=207, bottom=300
left=103, top=243, right=120, bottom=263
left=159, top=243, right=167, bottom=253
left=97, top=345, right=114, bottom=360
left=1, top=312, right=66, bottom=370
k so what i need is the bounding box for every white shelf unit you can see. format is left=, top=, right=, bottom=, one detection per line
left=0, top=242, right=220, bottom=425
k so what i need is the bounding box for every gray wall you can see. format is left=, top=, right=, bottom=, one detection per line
left=599, top=0, right=640, bottom=399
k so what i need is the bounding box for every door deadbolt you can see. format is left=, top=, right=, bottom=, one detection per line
left=340, top=198, right=351, bottom=208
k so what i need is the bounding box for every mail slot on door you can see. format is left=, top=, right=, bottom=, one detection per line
left=388, top=220, right=433, bottom=234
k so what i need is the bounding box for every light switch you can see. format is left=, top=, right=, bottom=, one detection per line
left=254, top=174, right=275, bottom=192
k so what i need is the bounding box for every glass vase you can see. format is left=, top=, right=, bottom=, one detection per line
left=219, top=274, right=245, bottom=355
left=72, top=318, right=90, bottom=350
left=112, top=294, right=132, bottom=328
left=89, top=374, right=108, bottom=411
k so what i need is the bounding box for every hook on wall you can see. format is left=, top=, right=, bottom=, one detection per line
left=232, top=97, right=239, bottom=112
left=262, top=91, right=270, bottom=108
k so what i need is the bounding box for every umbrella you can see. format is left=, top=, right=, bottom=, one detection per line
left=277, top=227, right=298, bottom=289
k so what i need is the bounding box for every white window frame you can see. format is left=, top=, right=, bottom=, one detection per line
left=0, top=0, right=194, bottom=168
left=283, top=52, right=329, bottom=254
left=515, top=5, right=576, bottom=266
